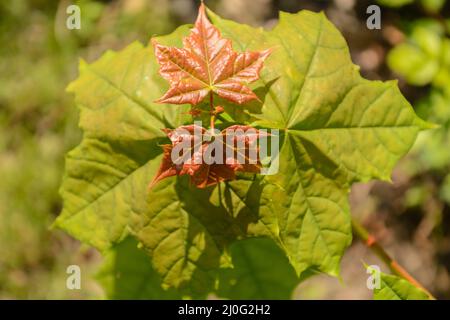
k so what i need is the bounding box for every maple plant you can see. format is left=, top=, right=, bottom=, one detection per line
left=57, top=3, right=435, bottom=299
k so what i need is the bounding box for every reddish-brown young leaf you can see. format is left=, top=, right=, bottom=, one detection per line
left=152, top=3, right=271, bottom=105
left=149, top=124, right=265, bottom=188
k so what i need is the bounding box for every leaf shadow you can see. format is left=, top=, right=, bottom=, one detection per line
left=168, top=175, right=275, bottom=296
left=245, top=77, right=279, bottom=115
left=99, top=237, right=181, bottom=299
left=107, top=138, right=163, bottom=165
left=214, top=77, right=280, bottom=125
left=222, top=177, right=267, bottom=233
left=294, top=134, right=347, bottom=185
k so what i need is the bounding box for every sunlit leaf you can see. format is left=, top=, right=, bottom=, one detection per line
left=58, top=5, right=430, bottom=295
left=372, top=271, right=430, bottom=300
left=153, top=3, right=271, bottom=105
left=150, top=124, right=265, bottom=188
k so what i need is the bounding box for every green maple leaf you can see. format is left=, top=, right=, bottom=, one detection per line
left=371, top=271, right=430, bottom=300
left=207, top=9, right=431, bottom=278
left=97, top=237, right=182, bottom=299
left=216, top=238, right=298, bottom=299
left=97, top=237, right=297, bottom=299
left=56, top=7, right=431, bottom=296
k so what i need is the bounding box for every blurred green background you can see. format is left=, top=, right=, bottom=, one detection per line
left=0, top=0, right=449, bottom=299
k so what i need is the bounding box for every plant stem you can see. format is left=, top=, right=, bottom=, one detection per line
left=351, top=217, right=435, bottom=299
left=209, top=91, right=215, bottom=131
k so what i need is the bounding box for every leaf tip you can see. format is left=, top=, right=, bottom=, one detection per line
left=317, top=10, right=327, bottom=19
left=154, top=93, right=173, bottom=105
left=417, top=118, right=440, bottom=130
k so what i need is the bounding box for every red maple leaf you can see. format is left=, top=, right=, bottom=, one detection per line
left=150, top=124, right=266, bottom=188
left=152, top=3, right=271, bottom=105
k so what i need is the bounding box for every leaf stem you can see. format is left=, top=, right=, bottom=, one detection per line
left=209, top=91, right=215, bottom=132
left=351, top=217, right=435, bottom=299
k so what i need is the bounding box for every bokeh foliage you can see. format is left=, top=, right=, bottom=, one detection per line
left=0, top=0, right=176, bottom=299
left=383, top=1, right=450, bottom=212
left=1, top=0, right=449, bottom=299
